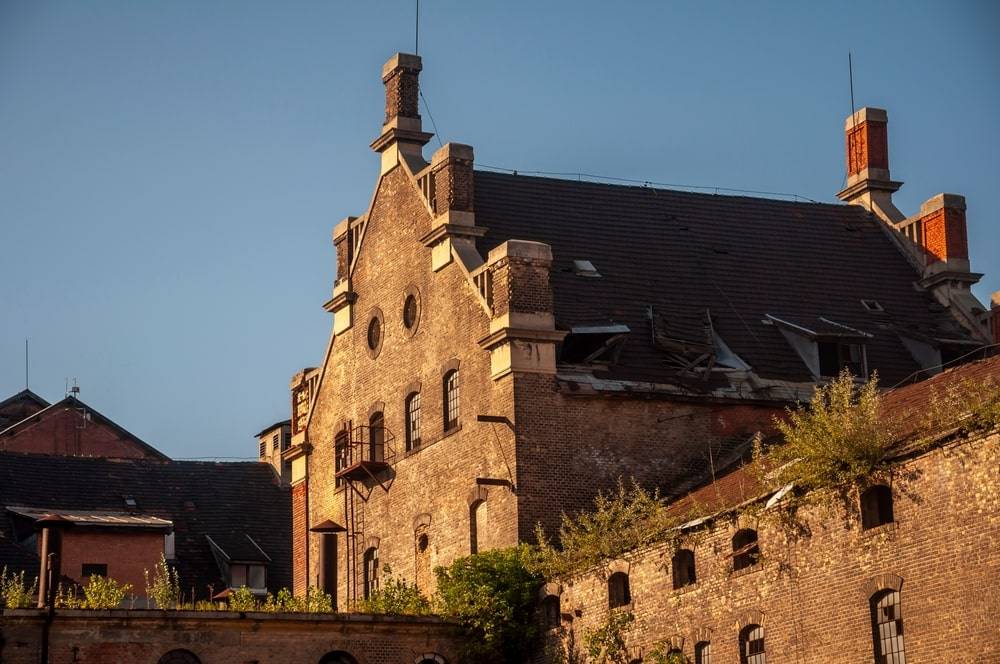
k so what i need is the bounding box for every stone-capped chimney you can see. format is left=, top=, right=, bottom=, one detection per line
left=917, top=194, right=969, bottom=267
left=371, top=53, right=434, bottom=173
left=991, top=292, right=1000, bottom=345
left=431, top=143, right=474, bottom=214
left=837, top=107, right=903, bottom=221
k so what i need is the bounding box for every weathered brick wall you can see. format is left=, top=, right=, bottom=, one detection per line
left=291, top=481, right=308, bottom=592
left=921, top=207, right=969, bottom=262
left=0, top=407, right=159, bottom=459
left=514, top=374, right=781, bottom=539
left=0, top=610, right=461, bottom=664
left=56, top=531, right=164, bottom=596
left=304, top=166, right=519, bottom=603
left=553, top=433, right=1000, bottom=662
left=847, top=120, right=888, bottom=176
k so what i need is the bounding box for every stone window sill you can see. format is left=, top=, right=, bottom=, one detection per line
left=730, top=562, right=763, bottom=579
left=672, top=581, right=699, bottom=596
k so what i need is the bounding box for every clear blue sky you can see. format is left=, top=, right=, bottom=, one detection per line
left=2, top=1, right=997, bottom=459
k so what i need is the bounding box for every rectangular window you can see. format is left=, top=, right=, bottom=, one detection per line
left=818, top=341, right=866, bottom=377
left=247, top=564, right=266, bottom=589
left=406, top=393, right=421, bottom=451
left=334, top=432, right=349, bottom=487
left=259, top=440, right=266, bottom=458
left=272, top=433, right=279, bottom=452
left=230, top=564, right=247, bottom=588
left=82, top=563, right=107, bottom=578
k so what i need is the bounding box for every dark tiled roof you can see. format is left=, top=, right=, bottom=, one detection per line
left=474, top=172, right=976, bottom=386
left=0, top=390, right=49, bottom=431
left=0, top=453, right=290, bottom=599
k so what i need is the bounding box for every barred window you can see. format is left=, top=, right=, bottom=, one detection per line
left=739, top=624, right=765, bottom=664
left=258, top=440, right=266, bottom=458
left=871, top=590, right=905, bottom=664
left=443, top=370, right=460, bottom=431
left=732, top=529, right=760, bottom=571
left=271, top=433, right=279, bottom=451
left=695, top=641, right=711, bottom=664
left=607, top=572, right=631, bottom=608
left=406, top=392, right=421, bottom=451
left=363, top=547, right=379, bottom=600
left=334, top=431, right=349, bottom=487
left=672, top=548, right=696, bottom=589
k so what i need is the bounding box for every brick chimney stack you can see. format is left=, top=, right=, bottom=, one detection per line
left=837, top=107, right=904, bottom=221
left=431, top=143, right=474, bottom=214
left=371, top=53, right=434, bottom=174
left=916, top=194, right=969, bottom=268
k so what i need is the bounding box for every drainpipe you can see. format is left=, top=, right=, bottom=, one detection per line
left=36, top=515, right=73, bottom=664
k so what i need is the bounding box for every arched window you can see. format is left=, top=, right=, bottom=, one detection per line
left=158, top=650, right=201, bottom=664
left=732, top=529, right=760, bottom=571
left=739, top=624, right=766, bottom=664
left=861, top=485, right=894, bottom=530
left=368, top=412, right=384, bottom=462
left=320, top=652, right=359, bottom=664
left=671, top=548, right=696, bottom=589
left=871, top=590, right=905, bottom=664
left=541, top=594, right=561, bottom=629
left=608, top=571, right=631, bottom=608
left=362, top=547, right=379, bottom=599
left=470, top=499, right=488, bottom=554
left=405, top=392, right=421, bottom=451
left=443, top=370, right=460, bottom=431
left=694, top=641, right=712, bottom=664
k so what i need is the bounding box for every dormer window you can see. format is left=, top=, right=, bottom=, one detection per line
left=123, top=495, right=138, bottom=510
left=560, top=324, right=629, bottom=364
left=818, top=340, right=867, bottom=377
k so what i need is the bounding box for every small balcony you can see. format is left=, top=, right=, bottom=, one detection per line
left=334, top=423, right=396, bottom=483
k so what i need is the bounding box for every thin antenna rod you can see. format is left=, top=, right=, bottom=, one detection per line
left=25, top=338, right=29, bottom=389
left=415, top=0, right=420, bottom=54
left=849, top=52, right=856, bottom=117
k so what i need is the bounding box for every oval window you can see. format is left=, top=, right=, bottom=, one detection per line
left=403, top=294, right=419, bottom=329
left=367, top=316, right=381, bottom=351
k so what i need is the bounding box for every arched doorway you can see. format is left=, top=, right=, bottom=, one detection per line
left=157, top=650, right=201, bottom=664
left=319, top=652, right=358, bottom=664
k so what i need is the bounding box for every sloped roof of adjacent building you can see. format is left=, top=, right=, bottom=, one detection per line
left=0, top=453, right=291, bottom=598
left=0, top=389, right=49, bottom=430
left=665, top=355, right=1000, bottom=517
left=474, top=172, right=978, bottom=386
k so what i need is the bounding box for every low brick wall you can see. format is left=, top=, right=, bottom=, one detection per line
left=0, top=609, right=462, bottom=664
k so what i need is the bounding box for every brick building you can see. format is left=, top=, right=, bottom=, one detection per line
left=0, top=392, right=291, bottom=602
left=285, top=52, right=995, bottom=609
left=547, top=355, right=1000, bottom=662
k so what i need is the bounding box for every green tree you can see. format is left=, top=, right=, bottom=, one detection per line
left=434, top=546, right=543, bottom=663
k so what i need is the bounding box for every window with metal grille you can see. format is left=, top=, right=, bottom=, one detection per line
left=695, top=641, right=711, bottom=664
left=258, top=440, right=266, bottom=458
left=334, top=431, right=349, bottom=487
left=861, top=485, right=894, bottom=530
left=732, top=529, right=760, bottom=571
left=272, top=433, right=279, bottom=452
left=672, top=548, right=696, bottom=589
left=363, top=547, right=379, bottom=600
left=739, top=624, right=766, bottom=664
left=607, top=572, right=631, bottom=608
left=405, top=392, right=421, bottom=451
left=368, top=412, right=384, bottom=462
left=871, top=590, right=905, bottom=664
left=542, top=595, right=561, bottom=629
left=443, top=370, right=460, bottom=431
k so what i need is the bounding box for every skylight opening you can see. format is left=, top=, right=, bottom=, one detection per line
left=861, top=299, right=884, bottom=312
left=572, top=260, right=601, bottom=277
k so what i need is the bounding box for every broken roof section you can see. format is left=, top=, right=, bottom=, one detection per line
left=475, top=172, right=982, bottom=388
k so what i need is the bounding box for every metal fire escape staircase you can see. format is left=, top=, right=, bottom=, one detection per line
left=335, top=424, right=396, bottom=607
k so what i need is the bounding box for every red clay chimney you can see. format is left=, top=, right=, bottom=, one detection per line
left=837, top=107, right=902, bottom=220
left=916, top=193, right=968, bottom=266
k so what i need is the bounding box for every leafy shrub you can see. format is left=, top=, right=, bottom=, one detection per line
left=758, top=370, right=898, bottom=492
left=357, top=566, right=430, bottom=615
left=532, top=480, right=687, bottom=578
left=81, top=575, right=131, bottom=609
left=0, top=566, right=37, bottom=608
left=582, top=610, right=634, bottom=664
left=228, top=585, right=258, bottom=612
left=144, top=554, right=181, bottom=609
left=921, top=376, right=1000, bottom=440
left=646, top=642, right=691, bottom=664
left=434, top=546, right=543, bottom=663
left=260, top=586, right=334, bottom=613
